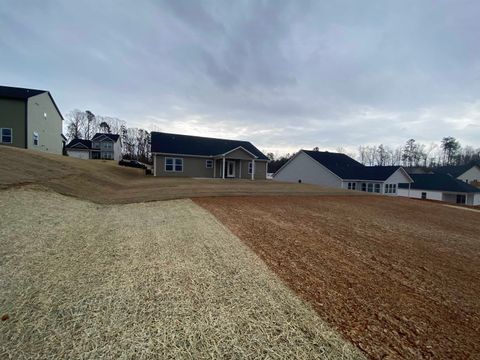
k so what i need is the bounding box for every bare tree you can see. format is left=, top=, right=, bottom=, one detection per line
left=65, top=109, right=87, bottom=140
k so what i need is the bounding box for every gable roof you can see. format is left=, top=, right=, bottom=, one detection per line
left=91, top=133, right=120, bottom=142
left=150, top=132, right=269, bottom=160
left=399, top=173, right=480, bottom=193
left=434, top=162, right=480, bottom=178
left=0, top=85, right=64, bottom=120
left=302, top=150, right=405, bottom=181
left=65, top=138, right=92, bottom=149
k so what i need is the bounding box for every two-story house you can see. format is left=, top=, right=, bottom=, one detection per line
left=0, top=85, right=64, bottom=154
left=65, top=133, right=122, bottom=161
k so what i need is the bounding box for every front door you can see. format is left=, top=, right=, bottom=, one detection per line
left=227, top=161, right=235, bottom=178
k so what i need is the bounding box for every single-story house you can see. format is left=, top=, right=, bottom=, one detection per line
left=398, top=173, right=480, bottom=206
left=0, top=85, right=64, bottom=154
left=273, top=150, right=413, bottom=194
left=433, top=162, right=480, bottom=185
left=151, top=131, right=268, bottom=179
left=65, top=133, right=122, bottom=161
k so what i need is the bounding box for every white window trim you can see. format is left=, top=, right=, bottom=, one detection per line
left=206, top=159, right=213, bottom=168
left=1, top=128, right=13, bottom=144
left=165, top=157, right=184, bottom=172
left=33, top=132, right=39, bottom=146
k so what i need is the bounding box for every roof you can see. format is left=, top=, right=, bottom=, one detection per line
left=150, top=132, right=269, bottom=160
left=65, top=138, right=92, bottom=149
left=91, top=133, right=120, bottom=142
left=0, top=85, right=64, bottom=120
left=434, top=162, right=480, bottom=178
left=302, top=150, right=405, bottom=181
left=398, top=173, right=480, bottom=193
left=0, top=85, right=46, bottom=99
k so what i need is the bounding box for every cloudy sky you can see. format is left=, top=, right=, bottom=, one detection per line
left=1, top=0, right=479, bottom=154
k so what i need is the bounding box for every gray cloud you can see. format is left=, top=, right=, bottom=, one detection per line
left=1, top=0, right=479, bottom=154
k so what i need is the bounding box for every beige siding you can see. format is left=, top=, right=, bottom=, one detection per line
left=0, top=98, right=26, bottom=148
left=27, top=92, right=63, bottom=154
left=224, top=148, right=255, bottom=160
left=154, top=155, right=214, bottom=177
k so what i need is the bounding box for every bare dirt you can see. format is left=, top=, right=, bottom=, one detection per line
left=0, top=145, right=360, bottom=204
left=194, top=196, right=480, bottom=359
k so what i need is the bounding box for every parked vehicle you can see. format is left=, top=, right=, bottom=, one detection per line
left=119, top=159, right=147, bottom=169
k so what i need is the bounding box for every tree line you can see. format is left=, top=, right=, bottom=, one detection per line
left=65, top=109, right=151, bottom=163
left=356, top=137, right=479, bottom=167
left=266, top=136, right=479, bottom=173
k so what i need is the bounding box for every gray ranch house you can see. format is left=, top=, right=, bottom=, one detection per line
left=274, top=149, right=413, bottom=194
left=151, top=132, right=268, bottom=180
left=65, top=133, right=122, bottom=161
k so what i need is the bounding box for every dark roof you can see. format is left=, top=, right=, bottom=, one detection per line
left=0, top=85, right=46, bottom=99
left=302, top=150, right=405, bottom=181
left=150, top=132, right=269, bottom=160
left=434, top=162, right=480, bottom=178
left=398, top=173, right=480, bottom=193
left=0, top=85, right=64, bottom=120
left=92, top=133, right=120, bottom=142
left=65, top=138, right=92, bottom=149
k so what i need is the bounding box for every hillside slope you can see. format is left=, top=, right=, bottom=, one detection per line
left=0, top=146, right=356, bottom=203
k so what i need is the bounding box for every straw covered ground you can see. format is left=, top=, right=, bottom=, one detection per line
left=0, top=187, right=363, bottom=360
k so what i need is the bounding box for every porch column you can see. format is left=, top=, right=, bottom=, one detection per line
left=222, top=156, right=226, bottom=179
left=251, top=159, right=255, bottom=180
left=213, top=158, right=216, bottom=178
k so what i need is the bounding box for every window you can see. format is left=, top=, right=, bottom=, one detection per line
left=351, top=182, right=356, bottom=190
left=347, top=182, right=352, bottom=190
left=165, top=157, right=183, bottom=172
left=374, top=184, right=380, bottom=193
left=33, top=132, right=39, bottom=146
left=392, top=184, right=397, bottom=193
left=206, top=159, right=213, bottom=168
left=367, top=183, right=373, bottom=193
left=93, top=142, right=100, bottom=148
left=248, top=161, right=253, bottom=174
left=361, top=183, right=367, bottom=192
left=103, top=142, right=112, bottom=149
left=1, top=128, right=12, bottom=143
left=347, top=182, right=356, bottom=190
left=421, top=192, right=427, bottom=200
left=456, top=194, right=466, bottom=204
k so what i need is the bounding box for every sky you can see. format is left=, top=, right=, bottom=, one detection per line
left=1, top=0, right=480, bottom=155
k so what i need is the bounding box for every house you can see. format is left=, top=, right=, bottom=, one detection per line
left=150, top=132, right=268, bottom=179
left=273, top=150, right=413, bottom=194
left=65, top=133, right=122, bottom=161
left=0, top=85, right=64, bottom=154
left=398, top=173, right=480, bottom=206
left=433, top=162, right=480, bottom=184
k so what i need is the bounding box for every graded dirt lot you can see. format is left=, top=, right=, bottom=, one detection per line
left=0, top=188, right=362, bottom=359
left=195, top=196, right=480, bottom=359
left=0, top=146, right=356, bottom=203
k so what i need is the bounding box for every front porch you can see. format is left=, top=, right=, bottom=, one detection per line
left=213, top=157, right=256, bottom=180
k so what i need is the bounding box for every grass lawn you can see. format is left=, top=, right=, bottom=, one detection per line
left=0, top=188, right=362, bottom=359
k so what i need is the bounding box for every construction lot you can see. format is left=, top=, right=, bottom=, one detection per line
left=195, top=196, right=480, bottom=359
left=2, top=146, right=480, bottom=359
left=0, top=188, right=361, bottom=359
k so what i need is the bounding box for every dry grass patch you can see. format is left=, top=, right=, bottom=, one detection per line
left=0, top=145, right=362, bottom=204
left=0, top=188, right=362, bottom=359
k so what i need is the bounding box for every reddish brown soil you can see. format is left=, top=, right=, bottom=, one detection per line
left=194, top=196, right=480, bottom=360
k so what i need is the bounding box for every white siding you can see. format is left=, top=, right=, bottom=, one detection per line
left=273, top=151, right=342, bottom=188
left=397, top=188, right=444, bottom=201
left=457, top=166, right=480, bottom=183
left=383, top=168, right=412, bottom=195
left=113, top=140, right=122, bottom=162
left=468, top=193, right=480, bottom=206
left=67, top=149, right=90, bottom=160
